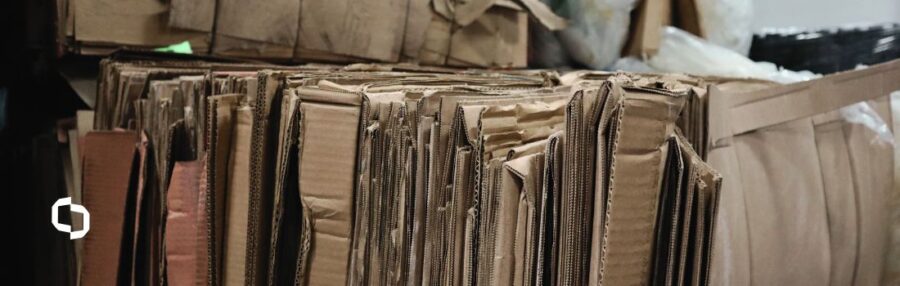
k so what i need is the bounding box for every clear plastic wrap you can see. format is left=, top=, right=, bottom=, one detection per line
left=540, top=0, right=636, bottom=69
left=648, top=27, right=817, bottom=83
left=840, top=102, right=895, bottom=146
left=695, top=0, right=753, bottom=56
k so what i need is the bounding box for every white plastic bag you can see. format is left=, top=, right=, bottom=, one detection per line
left=555, top=0, right=636, bottom=69
left=648, top=27, right=817, bottom=83
left=695, top=0, right=753, bottom=56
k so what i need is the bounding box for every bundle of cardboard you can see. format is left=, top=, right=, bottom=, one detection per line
left=66, top=53, right=899, bottom=286
left=54, top=0, right=565, bottom=68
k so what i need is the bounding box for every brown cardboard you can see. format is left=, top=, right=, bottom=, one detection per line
left=81, top=131, right=137, bottom=286
left=169, top=0, right=216, bottom=32
left=534, top=133, right=563, bottom=286
left=557, top=86, right=605, bottom=286
left=243, top=71, right=288, bottom=285
left=216, top=0, right=299, bottom=45
left=296, top=94, right=362, bottom=286
left=623, top=0, right=671, bottom=58
left=504, top=153, right=545, bottom=286
left=74, top=0, right=207, bottom=47
left=83, top=60, right=768, bottom=286
left=204, top=93, right=244, bottom=286
left=214, top=35, right=295, bottom=61
left=125, top=133, right=150, bottom=285
left=267, top=90, right=303, bottom=285
left=287, top=75, right=560, bottom=286
left=813, top=113, right=859, bottom=286
left=442, top=94, right=567, bottom=286
left=407, top=116, right=434, bottom=286
left=164, top=159, right=207, bottom=286
left=673, top=0, right=703, bottom=38
left=677, top=134, right=722, bottom=286
left=223, top=105, right=253, bottom=286
left=420, top=5, right=529, bottom=68
left=650, top=138, right=685, bottom=286
left=298, top=0, right=408, bottom=62
left=593, top=78, right=687, bottom=286
left=706, top=59, right=900, bottom=285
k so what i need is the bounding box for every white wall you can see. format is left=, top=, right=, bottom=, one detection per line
left=752, top=0, right=900, bottom=31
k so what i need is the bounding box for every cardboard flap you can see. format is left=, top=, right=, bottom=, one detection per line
left=504, top=153, right=538, bottom=180
left=507, top=138, right=549, bottom=159
left=515, top=0, right=567, bottom=30
left=462, top=105, right=487, bottom=145
left=713, top=59, right=900, bottom=143
left=454, top=0, right=499, bottom=26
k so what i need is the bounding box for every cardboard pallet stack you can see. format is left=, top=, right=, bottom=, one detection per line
left=64, top=53, right=900, bottom=286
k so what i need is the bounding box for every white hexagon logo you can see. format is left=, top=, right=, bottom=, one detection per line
left=51, top=197, right=90, bottom=240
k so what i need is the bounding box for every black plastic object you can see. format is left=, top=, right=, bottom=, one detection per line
left=750, top=23, right=900, bottom=74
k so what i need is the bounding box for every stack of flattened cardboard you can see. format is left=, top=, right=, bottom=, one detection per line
left=54, top=0, right=566, bottom=67
left=81, top=53, right=733, bottom=286
left=78, top=54, right=900, bottom=286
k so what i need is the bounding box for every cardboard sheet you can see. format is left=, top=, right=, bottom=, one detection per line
left=296, top=98, right=362, bottom=286
left=80, top=131, right=137, bottom=286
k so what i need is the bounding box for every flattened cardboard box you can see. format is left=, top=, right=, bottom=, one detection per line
left=591, top=77, right=688, bottom=286
left=706, top=59, right=900, bottom=285
left=81, top=131, right=137, bottom=286
left=223, top=105, right=254, bottom=286
left=296, top=90, right=363, bottom=286
left=72, top=0, right=208, bottom=50
left=267, top=90, right=303, bottom=285
left=204, top=93, right=245, bottom=286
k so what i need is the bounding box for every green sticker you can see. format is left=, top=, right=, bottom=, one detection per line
left=154, top=41, right=193, bottom=54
